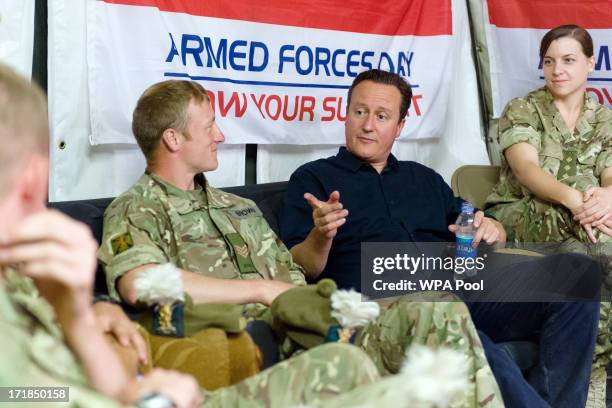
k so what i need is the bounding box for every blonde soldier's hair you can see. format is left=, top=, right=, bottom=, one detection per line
left=0, top=64, right=49, bottom=195
left=132, top=80, right=209, bottom=164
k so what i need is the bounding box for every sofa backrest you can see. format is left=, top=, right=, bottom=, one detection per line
left=451, top=165, right=501, bottom=209
left=48, top=181, right=289, bottom=295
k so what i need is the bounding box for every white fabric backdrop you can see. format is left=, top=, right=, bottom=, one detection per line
left=0, top=0, right=35, bottom=78
left=257, top=0, right=489, bottom=184
left=47, top=0, right=245, bottom=202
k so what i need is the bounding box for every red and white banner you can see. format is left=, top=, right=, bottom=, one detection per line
left=483, top=0, right=612, bottom=117
left=88, top=0, right=456, bottom=145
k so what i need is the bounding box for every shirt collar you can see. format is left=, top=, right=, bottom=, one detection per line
left=537, top=87, right=595, bottom=137
left=335, top=146, right=399, bottom=173
left=145, top=172, right=210, bottom=213
left=146, top=171, right=205, bottom=197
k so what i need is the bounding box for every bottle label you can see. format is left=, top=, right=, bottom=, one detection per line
left=456, top=235, right=477, bottom=259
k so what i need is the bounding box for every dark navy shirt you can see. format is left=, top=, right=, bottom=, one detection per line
left=279, top=147, right=465, bottom=290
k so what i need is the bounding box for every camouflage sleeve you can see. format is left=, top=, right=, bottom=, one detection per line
left=276, top=238, right=307, bottom=286
left=0, top=323, right=123, bottom=408
left=498, top=97, right=542, bottom=153
left=0, top=287, right=124, bottom=408
left=594, top=108, right=612, bottom=177
left=98, top=198, right=170, bottom=300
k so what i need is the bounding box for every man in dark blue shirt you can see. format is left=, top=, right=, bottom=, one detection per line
left=279, top=69, right=599, bottom=408
left=281, top=146, right=473, bottom=290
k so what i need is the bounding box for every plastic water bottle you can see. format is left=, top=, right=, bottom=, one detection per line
left=455, top=202, right=477, bottom=277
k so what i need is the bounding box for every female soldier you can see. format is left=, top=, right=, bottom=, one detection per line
left=485, top=24, right=612, bottom=404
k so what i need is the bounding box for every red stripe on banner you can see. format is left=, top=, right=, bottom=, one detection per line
left=487, top=0, right=612, bottom=29
left=99, top=0, right=452, bottom=36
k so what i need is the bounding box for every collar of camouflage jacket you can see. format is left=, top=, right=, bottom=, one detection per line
left=146, top=172, right=236, bottom=212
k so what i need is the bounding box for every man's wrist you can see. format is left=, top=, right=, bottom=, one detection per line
left=60, top=307, right=98, bottom=334
left=561, top=188, right=583, bottom=210
left=308, top=228, right=333, bottom=249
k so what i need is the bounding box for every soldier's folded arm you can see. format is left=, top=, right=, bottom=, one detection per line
left=505, top=141, right=583, bottom=210
left=117, top=263, right=294, bottom=306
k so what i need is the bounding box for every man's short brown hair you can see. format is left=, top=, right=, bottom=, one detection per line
left=347, top=69, right=413, bottom=122
left=132, top=80, right=209, bottom=162
left=0, top=64, right=48, bottom=194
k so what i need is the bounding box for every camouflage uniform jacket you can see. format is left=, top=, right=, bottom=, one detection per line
left=0, top=269, right=121, bottom=408
left=486, top=87, right=612, bottom=242
left=99, top=173, right=306, bottom=315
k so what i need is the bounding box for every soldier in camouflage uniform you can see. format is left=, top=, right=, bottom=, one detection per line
left=486, top=88, right=612, bottom=247
left=99, top=79, right=503, bottom=406
left=485, top=25, right=611, bottom=407
left=99, top=172, right=305, bottom=320
left=0, top=62, right=203, bottom=407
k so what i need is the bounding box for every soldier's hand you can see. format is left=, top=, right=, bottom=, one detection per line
left=574, top=187, right=612, bottom=230
left=124, top=368, right=201, bottom=408
left=258, top=280, right=295, bottom=305
left=595, top=217, right=612, bottom=237
left=567, top=192, right=598, bottom=243
left=304, top=191, right=348, bottom=240
left=0, top=210, right=97, bottom=318
left=94, top=301, right=148, bottom=365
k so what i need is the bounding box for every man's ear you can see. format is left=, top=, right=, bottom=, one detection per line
left=161, top=128, right=181, bottom=153
left=19, top=154, right=49, bottom=213
left=395, top=118, right=406, bottom=139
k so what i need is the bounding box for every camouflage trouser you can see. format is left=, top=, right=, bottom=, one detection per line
left=202, top=341, right=499, bottom=408
left=205, top=293, right=503, bottom=408
left=357, top=292, right=503, bottom=408
left=201, top=343, right=380, bottom=407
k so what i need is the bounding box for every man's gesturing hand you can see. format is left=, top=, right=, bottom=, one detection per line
left=304, top=191, right=348, bottom=240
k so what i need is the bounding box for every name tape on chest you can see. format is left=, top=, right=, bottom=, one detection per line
left=229, top=206, right=262, bottom=219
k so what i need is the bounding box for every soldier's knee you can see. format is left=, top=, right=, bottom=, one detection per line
left=319, top=343, right=378, bottom=377
left=444, top=298, right=470, bottom=316
left=439, top=292, right=463, bottom=303
left=422, top=292, right=470, bottom=317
